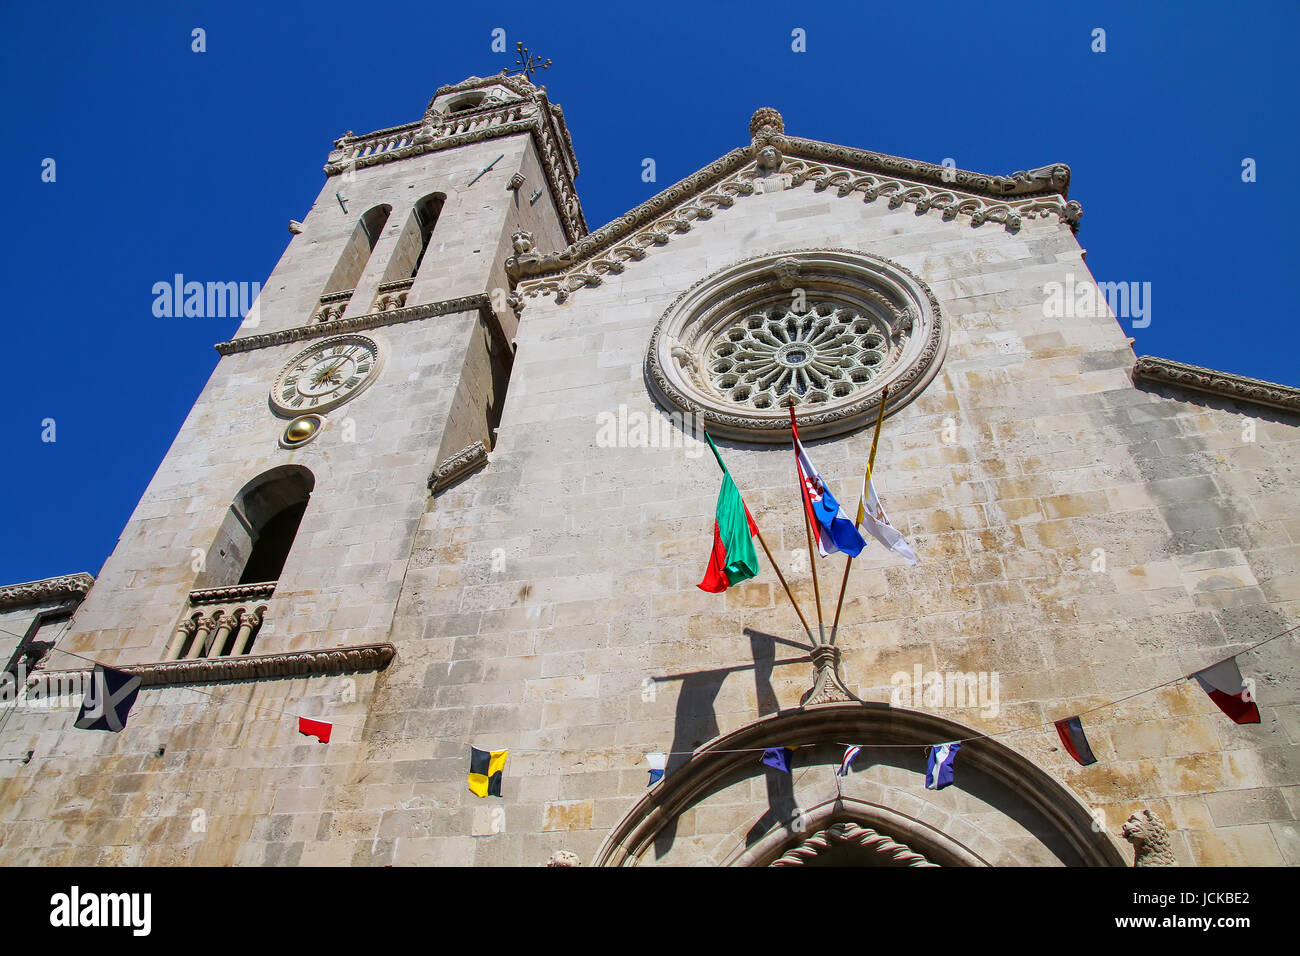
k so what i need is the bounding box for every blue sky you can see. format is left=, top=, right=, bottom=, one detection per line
left=1, top=1, right=1296, bottom=583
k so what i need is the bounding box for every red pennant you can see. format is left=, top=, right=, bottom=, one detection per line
left=298, top=716, right=332, bottom=743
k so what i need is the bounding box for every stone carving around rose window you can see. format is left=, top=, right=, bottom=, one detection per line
left=646, top=250, right=946, bottom=442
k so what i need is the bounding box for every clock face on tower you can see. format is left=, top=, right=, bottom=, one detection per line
left=269, top=335, right=381, bottom=416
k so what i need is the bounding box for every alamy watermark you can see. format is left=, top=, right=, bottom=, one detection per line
left=595, top=404, right=705, bottom=458
left=1042, top=273, right=1151, bottom=328
left=890, top=665, right=1001, bottom=717
left=152, top=273, right=261, bottom=324
left=0, top=661, right=89, bottom=711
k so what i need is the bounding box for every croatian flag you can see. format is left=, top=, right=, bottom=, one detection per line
left=791, top=416, right=866, bottom=558
left=1192, top=659, right=1260, bottom=724
left=926, top=742, right=961, bottom=790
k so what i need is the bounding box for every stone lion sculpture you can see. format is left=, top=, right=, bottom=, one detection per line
left=1122, top=809, right=1177, bottom=867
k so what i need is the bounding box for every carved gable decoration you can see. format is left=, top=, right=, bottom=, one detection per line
left=509, top=108, right=1081, bottom=308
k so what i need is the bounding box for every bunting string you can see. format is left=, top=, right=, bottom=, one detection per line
left=0, top=618, right=1294, bottom=761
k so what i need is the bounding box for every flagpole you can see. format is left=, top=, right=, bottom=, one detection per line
left=751, top=522, right=814, bottom=644
left=829, top=385, right=889, bottom=645
left=786, top=401, right=826, bottom=646
left=702, top=425, right=814, bottom=643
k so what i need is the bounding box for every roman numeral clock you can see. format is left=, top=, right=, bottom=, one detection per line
left=269, top=334, right=382, bottom=446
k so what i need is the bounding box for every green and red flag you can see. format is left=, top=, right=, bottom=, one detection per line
left=698, top=432, right=760, bottom=593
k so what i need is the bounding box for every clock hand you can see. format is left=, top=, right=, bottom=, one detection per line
left=312, top=357, right=348, bottom=385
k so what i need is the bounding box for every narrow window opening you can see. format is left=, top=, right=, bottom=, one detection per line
left=239, top=500, right=308, bottom=584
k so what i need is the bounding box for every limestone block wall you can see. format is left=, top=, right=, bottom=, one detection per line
left=386, top=174, right=1298, bottom=866
left=0, top=156, right=1295, bottom=867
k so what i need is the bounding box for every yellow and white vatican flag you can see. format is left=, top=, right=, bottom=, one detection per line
left=857, top=476, right=918, bottom=565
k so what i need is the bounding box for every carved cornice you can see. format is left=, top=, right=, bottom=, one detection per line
left=781, top=156, right=1081, bottom=232
left=430, top=440, right=488, bottom=491
left=1133, top=356, right=1300, bottom=413
left=215, top=294, right=508, bottom=357
left=0, top=573, right=94, bottom=611
left=325, top=73, right=586, bottom=244
left=770, top=822, right=938, bottom=867
left=188, top=581, right=277, bottom=605
left=511, top=148, right=753, bottom=288
left=786, top=137, right=1070, bottom=200
left=26, top=642, right=395, bottom=692
left=513, top=153, right=1081, bottom=307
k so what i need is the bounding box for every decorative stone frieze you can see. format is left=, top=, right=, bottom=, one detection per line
left=507, top=109, right=1080, bottom=306
left=780, top=156, right=1082, bottom=233
left=645, top=250, right=947, bottom=442
left=216, top=293, right=510, bottom=359
left=513, top=157, right=1081, bottom=306
left=0, top=573, right=94, bottom=611
left=26, top=642, right=396, bottom=692
left=430, top=440, right=489, bottom=492
left=324, top=73, right=587, bottom=244
left=1133, top=355, right=1300, bottom=413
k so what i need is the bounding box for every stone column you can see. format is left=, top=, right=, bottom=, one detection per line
left=186, top=613, right=214, bottom=660
left=164, top=618, right=198, bottom=661
left=230, top=606, right=265, bottom=656
left=206, top=609, right=239, bottom=658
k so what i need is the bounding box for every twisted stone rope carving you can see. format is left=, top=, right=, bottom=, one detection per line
left=770, top=821, right=938, bottom=867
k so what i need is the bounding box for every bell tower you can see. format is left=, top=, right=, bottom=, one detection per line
left=61, top=73, right=584, bottom=669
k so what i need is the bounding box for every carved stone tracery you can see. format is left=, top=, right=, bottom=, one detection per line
left=646, top=249, right=946, bottom=442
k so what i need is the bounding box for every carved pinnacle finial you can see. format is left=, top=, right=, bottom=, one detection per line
left=749, top=107, right=784, bottom=137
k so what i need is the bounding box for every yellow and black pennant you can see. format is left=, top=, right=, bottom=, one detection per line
left=468, top=747, right=508, bottom=798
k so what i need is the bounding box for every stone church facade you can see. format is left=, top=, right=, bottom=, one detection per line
left=2, top=73, right=1297, bottom=866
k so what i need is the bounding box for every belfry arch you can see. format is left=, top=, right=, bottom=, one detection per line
left=197, top=465, right=315, bottom=589
left=596, top=704, right=1126, bottom=867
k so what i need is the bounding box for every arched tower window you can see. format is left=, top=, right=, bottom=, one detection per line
left=321, top=204, right=391, bottom=296
left=199, top=465, right=315, bottom=588
left=381, top=193, right=446, bottom=284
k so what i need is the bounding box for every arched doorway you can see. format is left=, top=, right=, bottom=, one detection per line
left=596, top=703, right=1126, bottom=867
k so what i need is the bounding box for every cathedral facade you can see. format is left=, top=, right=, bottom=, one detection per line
left=2, top=73, right=1297, bottom=866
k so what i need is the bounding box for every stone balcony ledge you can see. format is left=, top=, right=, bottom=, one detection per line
left=26, top=642, right=396, bottom=691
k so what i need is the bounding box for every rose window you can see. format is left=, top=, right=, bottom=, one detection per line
left=646, top=250, right=947, bottom=442
left=709, top=305, right=887, bottom=410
